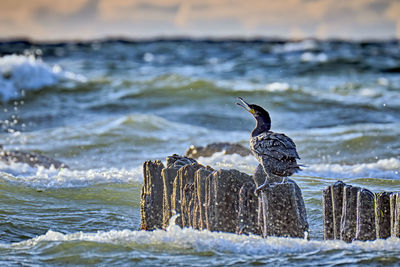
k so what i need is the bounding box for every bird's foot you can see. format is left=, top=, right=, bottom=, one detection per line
left=280, top=177, right=287, bottom=184
left=254, top=183, right=268, bottom=196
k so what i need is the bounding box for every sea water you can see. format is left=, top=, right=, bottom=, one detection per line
left=1, top=39, right=400, bottom=266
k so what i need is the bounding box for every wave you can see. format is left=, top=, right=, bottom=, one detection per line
left=304, top=158, right=400, bottom=180
left=7, top=219, right=400, bottom=255
left=271, top=39, right=318, bottom=53
left=193, top=152, right=400, bottom=181
left=0, top=54, right=86, bottom=102
left=2, top=62, right=396, bottom=113
left=0, top=160, right=142, bottom=188
left=1, top=141, right=398, bottom=189
left=3, top=113, right=249, bottom=168
left=197, top=151, right=258, bottom=174
left=294, top=122, right=400, bottom=164
left=88, top=74, right=400, bottom=113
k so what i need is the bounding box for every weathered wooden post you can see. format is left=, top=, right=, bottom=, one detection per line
left=390, top=193, right=400, bottom=237
left=259, top=179, right=308, bottom=238
left=236, top=182, right=260, bottom=235
left=140, top=160, right=165, bottom=230
left=375, top=192, right=392, bottom=239
left=253, top=164, right=266, bottom=233
left=340, top=185, right=360, bottom=242
left=331, top=181, right=345, bottom=239
left=179, top=163, right=204, bottom=227
left=182, top=183, right=195, bottom=227
left=161, top=167, right=179, bottom=229
left=355, top=189, right=376, bottom=241
left=193, top=167, right=214, bottom=229
left=322, top=185, right=334, bottom=240
left=170, top=163, right=203, bottom=227
left=205, top=169, right=252, bottom=233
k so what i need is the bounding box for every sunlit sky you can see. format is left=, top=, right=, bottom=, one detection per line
left=1, top=0, right=399, bottom=40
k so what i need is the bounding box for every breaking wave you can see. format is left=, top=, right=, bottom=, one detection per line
left=0, top=160, right=142, bottom=188
left=196, top=152, right=400, bottom=181
left=0, top=54, right=86, bottom=102
left=7, top=221, right=400, bottom=256
left=85, top=74, right=400, bottom=113
left=305, top=158, right=400, bottom=180
left=1, top=149, right=398, bottom=189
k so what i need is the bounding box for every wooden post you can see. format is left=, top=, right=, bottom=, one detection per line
left=260, top=181, right=308, bottom=238
left=340, top=185, right=360, bottom=242
left=355, top=189, right=376, bottom=241
left=376, top=192, right=392, bottom=239
left=178, top=163, right=203, bottom=227
left=205, top=169, right=252, bottom=233
left=322, top=185, right=334, bottom=240
left=182, top=183, right=195, bottom=227
left=236, top=181, right=260, bottom=235
left=140, top=160, right=165, bottom=230
left=194, top=168, right=214, bottom=230
left=390, top=193, right=400, bottom=237
left=161, top=167, right=179, bottom=229
left=331, top=181, right=345, bottom=239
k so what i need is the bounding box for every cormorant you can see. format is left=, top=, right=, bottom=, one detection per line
left=236, top=97, right=301, bottom=194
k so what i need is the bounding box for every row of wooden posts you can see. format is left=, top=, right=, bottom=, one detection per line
left=141, top=154, right=399, bottom=242
left=141, top=154, right=261, bottom=234
left=323, top=181, right=400, bottom=241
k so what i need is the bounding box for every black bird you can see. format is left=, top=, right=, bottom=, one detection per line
left=236, top=97, right=301, bottom=194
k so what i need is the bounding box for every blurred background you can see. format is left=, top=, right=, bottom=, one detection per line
left=1, top=0, right=400, bottom=40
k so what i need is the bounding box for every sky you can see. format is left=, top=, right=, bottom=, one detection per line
left=0, top=0, right=399, bottom=40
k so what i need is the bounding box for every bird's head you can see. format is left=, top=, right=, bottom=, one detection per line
left=236, top=97, right=271, bottom=134
left=236, top=97, right=269, bottom=119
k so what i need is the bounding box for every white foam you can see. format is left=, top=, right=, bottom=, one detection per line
left=1, top=147, right=398, bottom=189
left=197, top=151, right=258, bottom=174
left=214, top=80, right=295, bottom=93
left=0, top=54, right=86, bottom=101
left=214, top=79, right=259, bottom=91
left=0, top=160, right=142, bottom=188
left=193, top=152, right=400, bottom=180
left=377, top=77, right=389, bottom=86
left=305, top=158, right=400, bottom=179
left=300, top=52, right=328, bottom=62
left=265, top=82, right=291, bottom=92
left=272, top=40, right=317, bottom=53
left=10, top=223, right=400, bottom=254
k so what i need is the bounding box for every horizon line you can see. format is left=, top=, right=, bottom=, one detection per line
left=1, top=34, right=399, bottom=45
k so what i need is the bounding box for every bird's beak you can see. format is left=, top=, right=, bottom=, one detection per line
left=236, top=97, right=255, bottom=114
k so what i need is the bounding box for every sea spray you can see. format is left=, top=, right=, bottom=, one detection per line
left=0, top=54, right=85, bottom=101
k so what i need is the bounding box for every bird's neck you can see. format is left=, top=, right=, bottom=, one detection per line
left=251, top=116, right=271, bottom=137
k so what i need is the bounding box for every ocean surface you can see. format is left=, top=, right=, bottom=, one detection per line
left=1, top=38, right=400, bottom=266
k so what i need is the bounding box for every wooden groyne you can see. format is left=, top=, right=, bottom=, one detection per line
left=141, top=144, right=398, bottom=242
left=141, top=154, right=308, bottom=238
left=323, top=181, right=400, bottom=242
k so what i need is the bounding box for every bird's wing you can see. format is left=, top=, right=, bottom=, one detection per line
left=251, top=131, right=300, bottom=160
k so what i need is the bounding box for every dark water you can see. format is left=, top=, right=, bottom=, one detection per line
left=1, top=39, right=400, bottom=266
